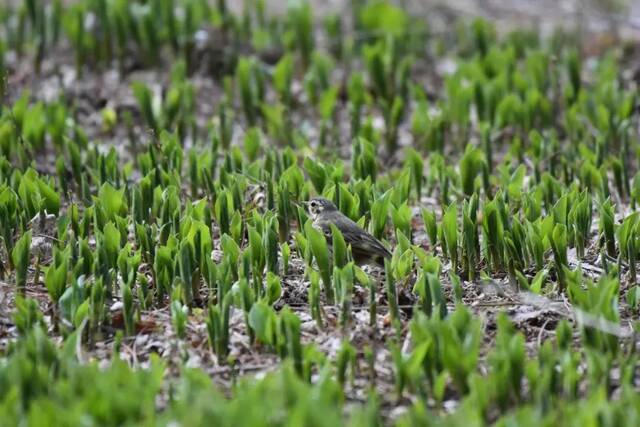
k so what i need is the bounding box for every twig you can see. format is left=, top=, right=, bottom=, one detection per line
left=537, top=318, right=553, bottom=347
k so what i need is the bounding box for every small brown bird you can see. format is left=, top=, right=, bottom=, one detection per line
left=305, top=197, right=392, bottom=266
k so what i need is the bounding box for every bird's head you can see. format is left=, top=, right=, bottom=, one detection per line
left=305, top=197, right=338, bottom=219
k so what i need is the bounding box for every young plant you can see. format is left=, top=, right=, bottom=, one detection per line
left=482, top=199, right=504, bottom=271
left=487, top=314, right=526, bottom=409
left=334, top=263, right=354, bottom=329
left=13, top=296, right=44, bottom=335
left=171, top=296, right=188, bottom=341
left=206, top=293, right=232, bottom=357
left=304, top=221, right=333, bottom=303
left=336, top=341, right=357, bottom=389
left=122, top=282, right=135, bottom=336
left=131, top=81, right=159, bottom=134
left=617, top=213, right=638, bottom=284
left=459, top=145, right=485, bottom=196
left=12, top=231, right=31, bottom=295
left=89, top=278, right=105, bottom=340
left=370, top=191, right=390, bottom=240
left=273, top=54, right=294, bottom=108
left=352, top=138, right=377, bottom=183
left=330, top=224, right=349, bottom=269
left=286, top=1, right=314, bottom=69
left=280, top=242, right=290, bottom=276
left=405, top=148, right=424, bottom=200
left=599, top=199, right=616, bottom=257
left=550, top=223, right=569, bottom=291
left=414, top=270, right=447, bottom=318
left=278, top=307, right=304, bottom=376
left=442, top=203, right=458, bottom=272
left=385, top=258, right=400, bottom=328
left=236, top=57, right=264, bottom=126
left=570, top=191, right=592, bottom=259
left=307, top=269, right=323, bottom=329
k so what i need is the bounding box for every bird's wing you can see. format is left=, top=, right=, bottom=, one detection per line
left=351, top=233, right=392, bottom=258
left=319, top=216, right=392, bottom=259
left=340, top=222, right=392, bottom=259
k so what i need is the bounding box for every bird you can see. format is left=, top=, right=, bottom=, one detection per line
left=305, top=197, right=392, bottom=266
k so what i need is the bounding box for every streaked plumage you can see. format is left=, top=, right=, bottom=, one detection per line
left=305, top=197, right=392, bottom=266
